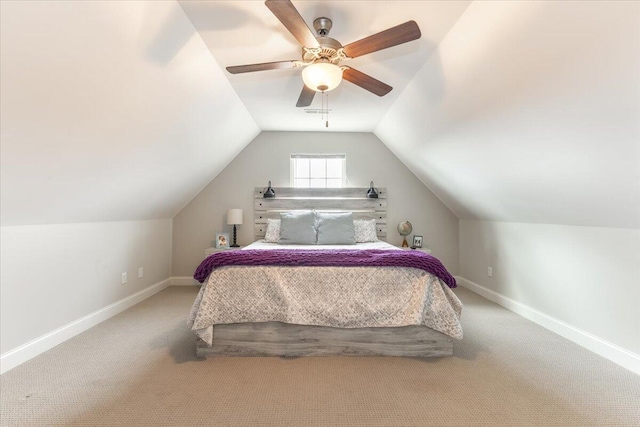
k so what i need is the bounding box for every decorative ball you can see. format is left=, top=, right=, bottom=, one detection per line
left=397, top=221, right=412, bottom=236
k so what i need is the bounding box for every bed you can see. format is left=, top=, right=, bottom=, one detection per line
left=188, top=187, right=462, bottom=358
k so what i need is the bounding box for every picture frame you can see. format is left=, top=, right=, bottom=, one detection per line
left=215, top=232, right=230, bottom=249
left=412, top=235, right=423, bottom=249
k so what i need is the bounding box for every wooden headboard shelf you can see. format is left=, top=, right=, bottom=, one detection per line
left=254, top=187, right=387, bottom=240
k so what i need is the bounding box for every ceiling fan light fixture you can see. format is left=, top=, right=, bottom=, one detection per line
left=302, top=62, right=343, bottom=93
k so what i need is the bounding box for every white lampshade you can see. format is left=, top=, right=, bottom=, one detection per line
left=302, top=62, right=343, bottom=92
left=226, top=209, right=243, bottom=225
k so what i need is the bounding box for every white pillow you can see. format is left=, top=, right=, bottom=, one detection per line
left=354, top=219, right=378, bottom=243
left=264, top=219, right=281, bottom=243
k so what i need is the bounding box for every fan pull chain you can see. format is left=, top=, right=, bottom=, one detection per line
left=318, top=92, right=330, bottom=128
left=326, top=92, right=329, bottom=128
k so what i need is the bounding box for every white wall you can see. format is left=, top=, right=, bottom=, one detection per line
left=459, top=220, right=640, bottom=370
left=1, top=220, right=172, bottom=356
left=172, top=131, right=459, bottom=277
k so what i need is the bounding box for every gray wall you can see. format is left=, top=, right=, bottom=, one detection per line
left=459, top=220, right=640, bottom=358
left=172, top=131, right=459, bottom=276
left=1, top=219, right=173, bottom=354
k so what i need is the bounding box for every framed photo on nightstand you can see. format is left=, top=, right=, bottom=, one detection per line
left=215, top=232, right=230, bottom=249
left=412, top=235, right=423, bottom=249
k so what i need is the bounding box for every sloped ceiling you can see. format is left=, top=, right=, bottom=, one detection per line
left=0, top=0, right=259, bottom=225
left=376, top=1, right=640, bottom=229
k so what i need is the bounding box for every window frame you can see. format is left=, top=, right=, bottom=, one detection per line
left=290, top=153, right=347, bottom=188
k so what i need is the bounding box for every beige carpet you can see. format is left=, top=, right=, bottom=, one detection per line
left=1, top=286, right=639, bottom=426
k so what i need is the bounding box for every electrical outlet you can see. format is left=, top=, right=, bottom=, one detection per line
left=487, top=267, right=493, bottom=277
left=121, top=272, right=127, bottom=284
left=138, top=267, right=144, bottom=278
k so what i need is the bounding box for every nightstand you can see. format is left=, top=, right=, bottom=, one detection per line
left=399, top=247, right=432, bottom=254
left=205, top=247, right=242, bottom=257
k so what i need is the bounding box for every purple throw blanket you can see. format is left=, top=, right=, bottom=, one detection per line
left=194, top=249, right=457, bottom=288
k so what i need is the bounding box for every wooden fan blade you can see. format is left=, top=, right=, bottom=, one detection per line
left=343, top=21, right=421, bottom=59
left=296, top=85, right=316, bottom=107
left=226, top=60, right=299, bottom=74
left=342, top=67, right=392, bottom=97
left=265, top=0, right=319, bottom=48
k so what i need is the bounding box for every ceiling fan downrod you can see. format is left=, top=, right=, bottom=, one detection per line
left=313, top=17, right=332, bottom=37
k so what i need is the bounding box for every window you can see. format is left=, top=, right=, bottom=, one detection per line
left=290, top=154, right=346, bottom=188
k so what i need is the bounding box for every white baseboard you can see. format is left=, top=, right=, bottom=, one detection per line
left=455, top=276, right=640, bottom=376
left=170, top=276, right=200, bottom=286
left=0, top=278, right=171, bottom=375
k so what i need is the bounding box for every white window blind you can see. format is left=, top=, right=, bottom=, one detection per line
left=290, top=154, right=346, bottom=188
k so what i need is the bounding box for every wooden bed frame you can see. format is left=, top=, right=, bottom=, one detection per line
left=196, top=187, right=454, bottom=358
left=196, top=322, right=452, bottom=358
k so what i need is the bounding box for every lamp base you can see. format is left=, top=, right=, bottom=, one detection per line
left=231, top=224, right=240, bottom=247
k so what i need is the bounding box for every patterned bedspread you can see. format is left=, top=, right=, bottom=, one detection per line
left=188, top=265, right=463, bottom=346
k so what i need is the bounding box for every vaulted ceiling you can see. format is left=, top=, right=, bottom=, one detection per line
left=1, top=1, right=638, bottom=229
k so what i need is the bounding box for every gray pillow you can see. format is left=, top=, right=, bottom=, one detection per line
left=278, top=211, right=317, bottom=245
left=316, top=212, right=356, bottom=245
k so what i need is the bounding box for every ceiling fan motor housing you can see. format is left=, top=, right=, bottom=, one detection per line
left=302, top=36, right=343, bottom=63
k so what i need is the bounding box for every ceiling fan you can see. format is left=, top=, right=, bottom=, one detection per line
left=226, top=0, right=421, bottom=107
